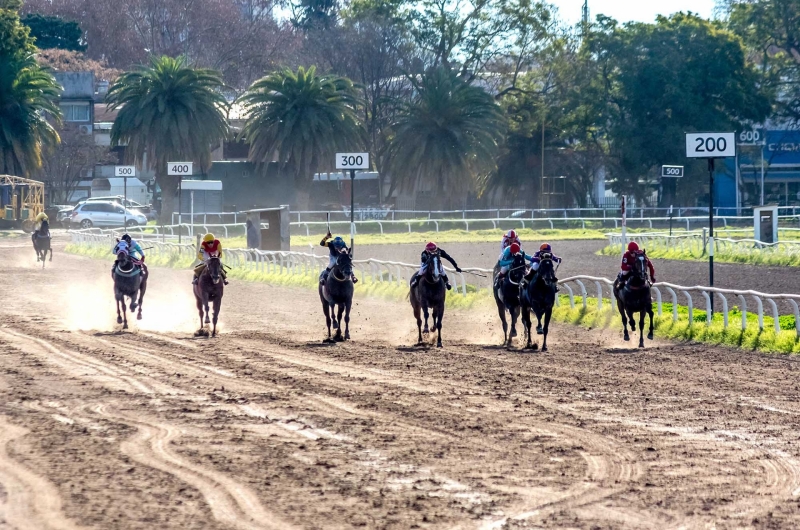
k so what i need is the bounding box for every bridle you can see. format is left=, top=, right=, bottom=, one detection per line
left=331, top=251, right=353, bottom=282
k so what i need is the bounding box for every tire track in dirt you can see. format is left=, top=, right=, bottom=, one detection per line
left=0, top=416, right=80, bottom=530
left=88, top=404, right=291, bottom=530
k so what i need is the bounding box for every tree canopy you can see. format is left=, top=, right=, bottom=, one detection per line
left=21, top=13, right=85, bottom=51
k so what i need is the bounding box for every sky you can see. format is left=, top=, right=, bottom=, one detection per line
left=551, top=0, right=717, bottom=27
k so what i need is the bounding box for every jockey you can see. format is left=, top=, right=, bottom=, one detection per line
left=410, top=242, right=461, bottom=290
left=112, top=234, right=147, bottom=278
left=495, top=242, right=535, bottom=288
left=31, top=212, right=50, bottom=244
left=500, top=229, right=521, bottom=257
left=193, top=233, right=228, bottom=285
left=616, top=241, right=656, bottom=288
left=319, top=232, right=358, bottom=284
left=529, top=243, right=562, bottom=283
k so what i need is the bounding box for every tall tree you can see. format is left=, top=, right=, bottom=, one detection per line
left=107, top=55, right=229, bottom=222
left=0, top=0, right=62, bottom=177
left=21, top=13, right=85, bottom=51
left=383, top=66, right=505, bottom=208
left=238, top=66, right=364, bottom=208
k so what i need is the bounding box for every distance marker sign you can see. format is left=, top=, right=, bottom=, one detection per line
left=661, top=165, right=684, bottom=178
left=685, top=132, right=736, bottom=158
left=335, top=153, right=369, bottom=170
left=167, top=162, right=193, bottom=176
left=114, top=166, right=135, bottom=177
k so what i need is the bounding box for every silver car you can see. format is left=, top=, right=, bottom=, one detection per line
left=71, top=201, right=148, bottom=229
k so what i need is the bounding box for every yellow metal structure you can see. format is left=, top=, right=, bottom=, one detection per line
left=0, top=175, right=45, bottom=232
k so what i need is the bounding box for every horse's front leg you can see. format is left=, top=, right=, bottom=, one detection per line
left=322, top=302, right=333, bottom=342
left=344, top=301, right=351, bottom=340
left=196, top=297, right=205, bottom=335
left=617, top=299, right=630, bottom=341
left=496, top=300, right=508, bottom=345
left=334, top=304, right=345, bottom=341
left=120, top=298, right=129, bottom=330
left=510, top=306, right=519, bottom=340
left=535, top=309, right=544, bottom=335
left=137, top=282, right=146, bottom=320
left=116, top=296, right=123, bottom=325
left=413, top=304, right=423, bottom=344
left=211, top=298, right=221, bottom=337
left=434, top=304, right=443, bottom=348
left=521, top=304, right=534, bottom=349
left=203, top=295, right=211, bottom=324
left=422, top=307, right=430, bottom=334
left=541, top=308, right=552, bottom=352
left=48, top=248, right=52, bottom=262
left=647, top=306, right=655, bottom=341
left=638, top=310, right=646, bottom=348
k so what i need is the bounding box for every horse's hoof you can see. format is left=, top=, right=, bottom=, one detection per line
left=423, top=327, right=430, bottom=334
left=130, top=304, right=137, bottom=312
left=639, top=343, right=645, bottom=348
left=137, top=313, right=143, bottom=321
left=117, top=317, right=123, bottom=324
left=631, top=324, right=637, bottom=331
left=205, top=318, right=210, bottom=324
left=530, top=343, right=539, bottom=351
left=437, top=342, right=442, bottom=348
left=123, top=323, right=128, bottom=330
left=623, top=334, right=630, bottom=341
left=212, top=332, right=217, bottom=338
left=345, top=332, right=350, bottom=340
left=536, top=327, right=543, bottom=335
left=647, top=332, right=654, bottom=340
left=511, top=329, right=517, bottom=337
left=542, top=346, right=548, bottom=352
left=332, top=320, right=339, bottom=330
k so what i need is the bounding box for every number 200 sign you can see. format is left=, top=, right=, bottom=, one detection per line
left=335, top=153, right=369, bottom=170
left=167, top=162, right=193, bottom=176
left=685, top=132, right=736, bottom=158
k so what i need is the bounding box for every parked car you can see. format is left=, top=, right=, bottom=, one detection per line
left=79, top=196, right=157, bottom=221
left=70, top=201, right=148, bottom=228
left=56, top=206, right=75, bottom=226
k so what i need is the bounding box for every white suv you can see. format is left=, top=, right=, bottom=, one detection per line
left=71, top=201, right=148, bottom=228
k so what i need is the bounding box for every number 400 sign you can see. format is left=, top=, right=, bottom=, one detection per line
left=685, top=132, right=736, bottom=158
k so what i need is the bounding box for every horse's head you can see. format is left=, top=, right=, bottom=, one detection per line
left=40, top=220, right=49, bottom=233
left=207, top=256, right=222, bottom=284
left=117, top=248, right=130, bottom=263
left=431, top=256, right=440, bottom=281
left=537, top=253, right=556, bottom=283
left=508, top=253, right=526, bottom=284
left=335, top=249, right=353, bottom=278
left=629, top=251, right=648, bottom=285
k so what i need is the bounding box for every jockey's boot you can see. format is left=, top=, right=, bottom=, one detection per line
left=351, top=273, right=358, bottom=284
left=410, top=275, right=419, bottom=288
left=192, top=276, right=199, bottom=285
left=319, top=269, right=330, bottom=285
left=444, top=276, right=452, bottom=290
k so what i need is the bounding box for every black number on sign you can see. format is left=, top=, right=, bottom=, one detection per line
left=695, top=138, right=705, bottom=152
left=695, top=137, right=728, bottom=154
left=171, top=165, right=189, bottom=173
left=340, top=155, right=364, bottom=167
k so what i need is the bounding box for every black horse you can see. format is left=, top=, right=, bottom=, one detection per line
left=521, top=254, right=558, bottom=351
left=614, top=251, right=654, bottom=348
left=113, top=249, right=146, bottom=329
left=319, top=250, right=354, bottom=342
left=194, top=256, right=224, bottom=337
left=493, top=252, right=526, bottom=346
left=32, top=220, right=52, bottom=267
left=409, top=254, right=446, bottom=347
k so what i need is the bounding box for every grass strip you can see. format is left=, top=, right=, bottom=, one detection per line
left=599, top=243, right=800, bottom=267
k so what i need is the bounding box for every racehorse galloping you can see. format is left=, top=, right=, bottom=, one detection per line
left=614, top=251, right=654, bottom=348
left=494, top=252, right=525, bottom=346
left=112, top=249, right=146, bottom=329
left=409, top=254, right=446, bottom=347
left=32, top=219, right=52, bottom=267
left=319, top=250, right=354, bottom=342
left=194, top=256, right=224, bottom=337
left=521, top=254, right=558, bottom=351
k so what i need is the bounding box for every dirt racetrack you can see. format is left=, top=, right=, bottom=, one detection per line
left=3, top=236, right=800, bottom=529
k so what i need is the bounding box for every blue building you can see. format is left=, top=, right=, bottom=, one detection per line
left=717, top=129, right=800, bottom=213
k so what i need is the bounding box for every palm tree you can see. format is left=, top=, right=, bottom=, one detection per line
left=0, top=53, right=61, bottom=177
left=383, top=67, right=506, bottom=209
left=238, top=66, right=364, bottom=209
left=107, top=56, right=229, bottom=223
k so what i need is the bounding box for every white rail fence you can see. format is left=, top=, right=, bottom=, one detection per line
left=558, top=275, right=800, bottom=336
left=71, top=230, right=800, bottom=336
left=606, top=231, right=800, bottom=256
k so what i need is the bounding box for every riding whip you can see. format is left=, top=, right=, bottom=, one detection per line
left=462, top=270, right=488, bottom=278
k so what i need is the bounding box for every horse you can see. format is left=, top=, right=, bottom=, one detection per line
left=409, top=253, right=446, bottom=348
left=613, top=250, right=654, bottom=348
left=493, top=252, right=526, bottom=346
left=112, top=249, right=146, bottom=329
left=319, top=250, right=354, bottom=342
left=193, top=256, right=224, bottom=337
left=521, top=254, right=558, bottom=352
left=32, top=220, right=52, bottom=267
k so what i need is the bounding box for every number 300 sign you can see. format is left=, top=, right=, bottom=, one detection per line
left=685, top=132, right=736, bottom=158
left=335, top=153, right=370, bottom=170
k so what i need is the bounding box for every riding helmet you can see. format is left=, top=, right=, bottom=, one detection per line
left=425, top=242, right=437, bottom=252
left=333, top=236, right=346, bottom=249
left=505, top=229, right=517, bottom=239
left=203, top=233, right=216, bottom=243
left=510, top=242, right=521, bottom=255
left=122, top=234, right=132, bottom=243
left=627, top=241, right=639, bottom=252
left=539, top=243, right=551, bottom=252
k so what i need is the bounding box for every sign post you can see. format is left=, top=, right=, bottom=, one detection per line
left=686, top=132, right=736, bottom=314
left=660, top=166, right=683, bottom=237
left=620, top=195, right=627, bottom=254
left=168, top=162, right=193, bottom=244
left=115, top=166, right=135, bottom=228
left=335, top=153, right=369, bottom=253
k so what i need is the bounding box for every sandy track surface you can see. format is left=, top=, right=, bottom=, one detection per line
left=2, top=237, right=800, bottom=528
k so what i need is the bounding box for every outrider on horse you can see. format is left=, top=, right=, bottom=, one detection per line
left=521, top=248, right=560, bottom=351
left=193, top=255, right=224, bottom=337
left=319, top=247, right=354, bottom=342
left=112, top=247, right=147, bottom=329
left=614, top=242, right=655, bottom=348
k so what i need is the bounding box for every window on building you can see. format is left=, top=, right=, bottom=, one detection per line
left=60, top=103, right=90, bottom=122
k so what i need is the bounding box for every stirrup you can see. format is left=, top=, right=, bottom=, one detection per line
left=352, top=276, right=358, bottom=284
left=446, top=282, right=452, bottom=290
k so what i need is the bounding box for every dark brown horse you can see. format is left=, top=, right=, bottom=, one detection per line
left=521, top=254, right=558, bottom=351
left=319, top=250, right=354, bottom=342
left=613, top=250, right=654, bottom=348
left=113, top=249, right=146, bottom=329
left=194, top=256, right=224, bottom=337
left=409, top=254, right=446, bottom=348
left=32, top=220, right=52, bottom=267
left=493, top=252, right=525, bottom=346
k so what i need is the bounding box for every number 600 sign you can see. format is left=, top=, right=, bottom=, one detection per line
left=685, top=132, right=736, bottom=158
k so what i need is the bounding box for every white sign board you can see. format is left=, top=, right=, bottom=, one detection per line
left=661, top=165, right=684, bottom=178
left=335, top=153, right=369, bottom=170
left=114, top=166, right=136, bottom=177
left=738, top=129, right=765, bottom=146
left=167, top=162, right=193, bottom=176
left=685, top=132, right=736, bottom=158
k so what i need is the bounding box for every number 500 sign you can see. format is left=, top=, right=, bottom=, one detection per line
left=685, top=132, right=736, bottom=158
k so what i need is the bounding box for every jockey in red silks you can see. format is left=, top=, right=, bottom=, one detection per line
left=410, top=241, right=461, bottom=290
left=499, top=229, right=521, bottom=258
left=616, top=241, right=656, bottom=288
